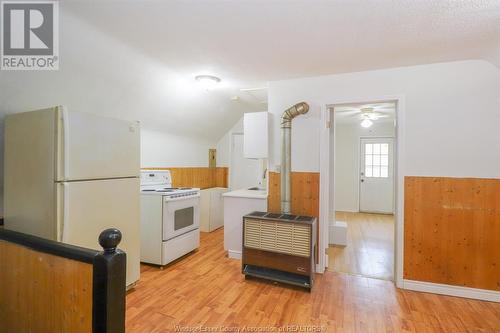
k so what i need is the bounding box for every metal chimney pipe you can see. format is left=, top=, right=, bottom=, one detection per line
left=280, top=102, right=309, bottom=213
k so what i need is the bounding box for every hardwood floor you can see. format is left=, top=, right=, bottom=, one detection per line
left=126, top=228, right=500, bottom=333
left=328, top=212, right=394, bottom=280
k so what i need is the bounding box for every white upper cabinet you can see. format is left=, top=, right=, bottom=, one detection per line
left=243, top=112, right=269, bottom=159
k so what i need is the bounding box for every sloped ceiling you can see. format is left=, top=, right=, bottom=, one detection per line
left=0, top=0, right=499, bottom=142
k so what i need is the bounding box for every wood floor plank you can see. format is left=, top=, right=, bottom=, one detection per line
left=328, top=212, right=394, bottom=280
left=126, top=228, right=500, bottom=332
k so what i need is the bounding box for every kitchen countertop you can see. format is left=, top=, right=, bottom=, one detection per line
left=222, top=188, right=268, bottom=199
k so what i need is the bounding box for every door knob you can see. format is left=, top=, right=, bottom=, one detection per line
left=361, top=179, right=365, bottom=182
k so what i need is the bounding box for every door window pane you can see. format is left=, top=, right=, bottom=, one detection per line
left=381, top=155, right=389, bottom=166
left=364, top=141, right=390, bottom=178
left=381, top=143, right=389, bottom=154
left=381, top=166, right=388, bottom=178
left=365, top=166, right=372, bottom=177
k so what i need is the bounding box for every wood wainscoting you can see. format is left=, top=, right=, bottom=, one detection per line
left=0, top=241, right=93, bottom=332
left=268, top=171, right=320, bottom=262
left=268, top=171, right=320, bottom=217
left=404, top=176, right=500, bottom=291
left=142, top=167, right=228, bottom=189
left=0, top=228, right=127, bottom=333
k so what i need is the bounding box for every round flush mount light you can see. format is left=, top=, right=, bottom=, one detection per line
left=360, top=118, right=373, bottom=128
left=195, top=75, right=221, bottom=89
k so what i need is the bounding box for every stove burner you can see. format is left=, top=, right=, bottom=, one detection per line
left=142, top=189, right=155, bottom=192
left=280, top=214, right=297, bottom=220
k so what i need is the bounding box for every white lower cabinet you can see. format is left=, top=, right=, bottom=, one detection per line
left=222, top=193, right=267, bottom=259
left=200, top=187, right=228, bottom=232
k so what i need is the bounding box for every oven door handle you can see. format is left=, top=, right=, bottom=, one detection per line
left=164, top=193, right=200, bottom=202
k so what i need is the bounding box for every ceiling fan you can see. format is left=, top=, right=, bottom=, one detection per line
left=360, top=107, right=387, bottom=120
left=335, top=103, right=394, bottom=127
left=339, top=106, right=390, bottom=120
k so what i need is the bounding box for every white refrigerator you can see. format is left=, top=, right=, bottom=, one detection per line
left=4, top=106, right=141, bottom=286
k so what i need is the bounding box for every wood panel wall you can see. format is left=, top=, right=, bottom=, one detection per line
left=268, top=171, right=320, bottom=262
left=267, top=172, right=320, bottom=217
left=404, top=176, right=500, bottom=291
left=143, top=167, right=228, bottom=189
left=0, top=241, right=93, bottom=332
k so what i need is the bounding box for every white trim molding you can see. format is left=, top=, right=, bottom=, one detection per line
left=320, top=95, right=406, bottom=287
left=317, top=104, right=331, bottom=274
left=403, top=280, right=500, bottom=303
left=228, top=250, right=242, bottom=260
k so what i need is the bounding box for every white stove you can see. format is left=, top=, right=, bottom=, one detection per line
left=140, top=170, right=200, bottom=266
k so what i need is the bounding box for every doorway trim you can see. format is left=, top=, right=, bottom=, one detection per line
left=228, top=132, right=244, bottom=190
left=319, top=95, right=405, bottom=288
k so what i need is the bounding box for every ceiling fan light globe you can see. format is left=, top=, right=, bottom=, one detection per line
left=361, top=118, right=373, bottom=128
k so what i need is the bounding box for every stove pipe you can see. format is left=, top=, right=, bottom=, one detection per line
left=280, top=102, right=309, bottom=213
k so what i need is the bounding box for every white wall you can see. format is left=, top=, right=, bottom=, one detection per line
left=333, top=121, right=395, bottom=212
left=216, top=116, right=267, bottom=189
left=215, top=118, right=243, bottom=167
left=268, top=60, right=500, bottom=180
left=141, top=128, right=215, bottom=168
left=229, top=133, right=263, bottom=190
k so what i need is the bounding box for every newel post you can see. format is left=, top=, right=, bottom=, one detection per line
left=93, top=228, right=127, bottom=333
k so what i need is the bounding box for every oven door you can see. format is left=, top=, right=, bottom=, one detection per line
left=163, top=195, right=200, bottom=241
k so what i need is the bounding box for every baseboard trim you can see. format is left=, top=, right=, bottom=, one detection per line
left=333, top=209, right=359, bottom=214
left=403, top=279, right=500, bottom=302
left=227, top=250, right=241, bottom=260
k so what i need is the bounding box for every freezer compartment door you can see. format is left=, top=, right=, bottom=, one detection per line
left=4, top=107, right=58, bottom=240
left=59, top=178, right=140, bottom=286
left=57, top=108, right=140, bottom=181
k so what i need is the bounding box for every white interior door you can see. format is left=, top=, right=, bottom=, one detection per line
left=230, top=134, right=261, bottom=190
left=59, top=177, right=140, bottom=286
left=58, top=109, right=140, bottom=181
left=359, top=138, right=394, bottom=213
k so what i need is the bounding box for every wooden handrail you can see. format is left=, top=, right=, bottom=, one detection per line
left=0, top=228, right=126, bottom=333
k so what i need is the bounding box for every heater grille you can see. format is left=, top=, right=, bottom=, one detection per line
left=244, top=219, right=311, bottom=257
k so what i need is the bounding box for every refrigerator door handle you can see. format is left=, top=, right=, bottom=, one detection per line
left=62, top=106, right=70, bottom=180
left=56, top=105, right=70, bottom=181
left=56, top=182, right=69, bottom=242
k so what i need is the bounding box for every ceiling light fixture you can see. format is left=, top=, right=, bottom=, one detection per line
left=361, top=118, right=373, bottom=128
left=195, top=75, right=221, bottom=89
